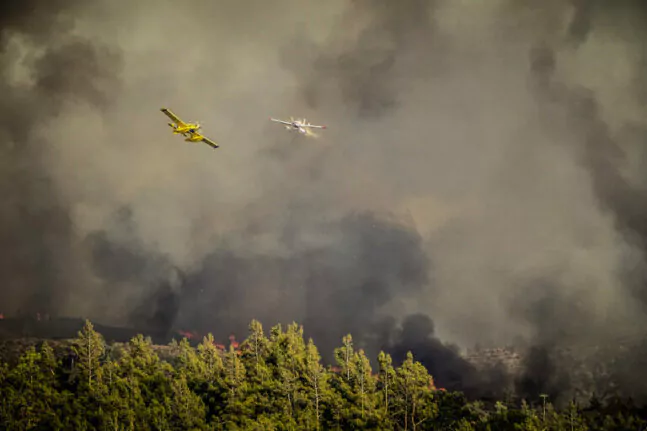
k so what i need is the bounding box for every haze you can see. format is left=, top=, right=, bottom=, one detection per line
left=2, top=0, right=647, bottom=401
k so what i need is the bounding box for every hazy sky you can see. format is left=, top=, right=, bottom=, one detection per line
left=3, top=2, right=647, bottom=398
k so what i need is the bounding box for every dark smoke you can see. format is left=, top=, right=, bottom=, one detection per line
left=511, top=1, right=647, bottom=405
left=566, top=0, right=594, bottom=47
left=169, top=212, right=431, bottom=360
left=384, top=313, right=513, bottom=399
left=80, top=205, right=184, bottom=336
left=0, top=5, right=467, bottom=385
left=5, top=0, right=647, bottom=408
left=135, top=210, right=481, bottom=393
left=0, top=0, right=122, bottom=316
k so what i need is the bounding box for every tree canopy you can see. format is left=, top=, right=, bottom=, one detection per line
left=0, top=319, right=644, bottom=430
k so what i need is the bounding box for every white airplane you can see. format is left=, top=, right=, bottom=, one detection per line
left=270, top=116, right=327, bottom=136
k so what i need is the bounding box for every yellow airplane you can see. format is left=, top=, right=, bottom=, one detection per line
left=160, top=108, right=219, bottom=149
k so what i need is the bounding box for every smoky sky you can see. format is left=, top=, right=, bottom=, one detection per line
left=3, top=0, right=647, bottom=403
left=0, top=0, right=122, bottom=317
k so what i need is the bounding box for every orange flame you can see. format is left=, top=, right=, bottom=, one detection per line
left=177, top=330, right=198, bottom=340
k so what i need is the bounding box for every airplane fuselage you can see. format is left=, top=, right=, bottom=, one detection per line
left=285, top=122, right=307, bottom=134
left=271, top=117, right=324, bottom=135
left=168, top=122, right=200, bottom=135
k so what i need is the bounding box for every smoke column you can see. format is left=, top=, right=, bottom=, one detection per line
left=2, top=0, right=647, bottom=402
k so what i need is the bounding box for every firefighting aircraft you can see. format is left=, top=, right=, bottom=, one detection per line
left=269, top=116, right=327, bottom=137
left=160, top=108, right=219, bottom=149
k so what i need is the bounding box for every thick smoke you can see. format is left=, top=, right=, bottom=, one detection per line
left=511, top=0, right=647, bottom=404
left=2, top=0, right=647, bottom=404
left=0, top=0, right=122, bottom=317
left=282, top=0, right=440, bottom=118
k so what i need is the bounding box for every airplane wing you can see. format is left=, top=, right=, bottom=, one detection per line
left=302, top=124, right=327, bottom=129
left=200, top=135, right=219, bottom=149
left=270, top=117, right=292, bottom=125
left=161, top=108, right=187, bottom=127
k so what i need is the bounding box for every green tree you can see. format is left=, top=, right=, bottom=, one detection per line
left=71, top=320, right=105, bottom=391
left=304, top=338, right=328, bottom=430
left=0, top=344, right=64, bottom=430
left=334, top=334, right=354, bottom=382
left=197, top=333, right=224, bottom=382
left=328, top=336, right=381, bottom=429
left=563, top=401, right=588, bottom=431
left=394, top=352, right=438, bottom=430
left=168, top=371, right=207, bottom=429
left=353, top=349, right=379, bottom=424
left=0, top=319, right=643, bottom=430
left=240, top=319, right=269, bottom=384
left=377, top=350, right=396, bottom=422
left=176, top=336, right=202, bottom=377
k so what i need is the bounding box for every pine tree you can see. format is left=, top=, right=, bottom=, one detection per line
left=240, top=319, right=269, bottom=384
left=220, top=336, right=247, bottom=428
left=176, top=336, right=203, bottom=378
left=0, top=319, right=642, bottom=429
left=377, top=351, right=396, bottom=424
left=305, top=338, right=328, bottom=430
left=115, top=334, right=173, bottom=429
left=268, top=323, right=306, bottom=424
left=329, top=335, right=382, bottom=429
left=0, top=345, right=64, bottom=429
left=334, top=334, right=354, bottom=383
left=169, top=372, right=208, bottom=429
left=394, top=352, right=438, bottom=430
left=197, top=333, right=224, bottom=382
left=354, top=349, right=376, bottom=421
left=71, top=320, right=105, bottom=391
left=564, top=401, right=588, bottom=431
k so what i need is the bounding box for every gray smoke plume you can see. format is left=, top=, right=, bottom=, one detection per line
left=2, top=0, right=647, bottom=403
left=504, top=0, right=647, bottom=404
left=0, top=0, right=122, bottom=317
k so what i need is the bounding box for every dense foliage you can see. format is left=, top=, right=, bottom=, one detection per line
left=0, top=320, right=645, bottom=430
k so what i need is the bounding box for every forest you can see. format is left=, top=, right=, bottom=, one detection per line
left=0, top=320, right=645, bottom=430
